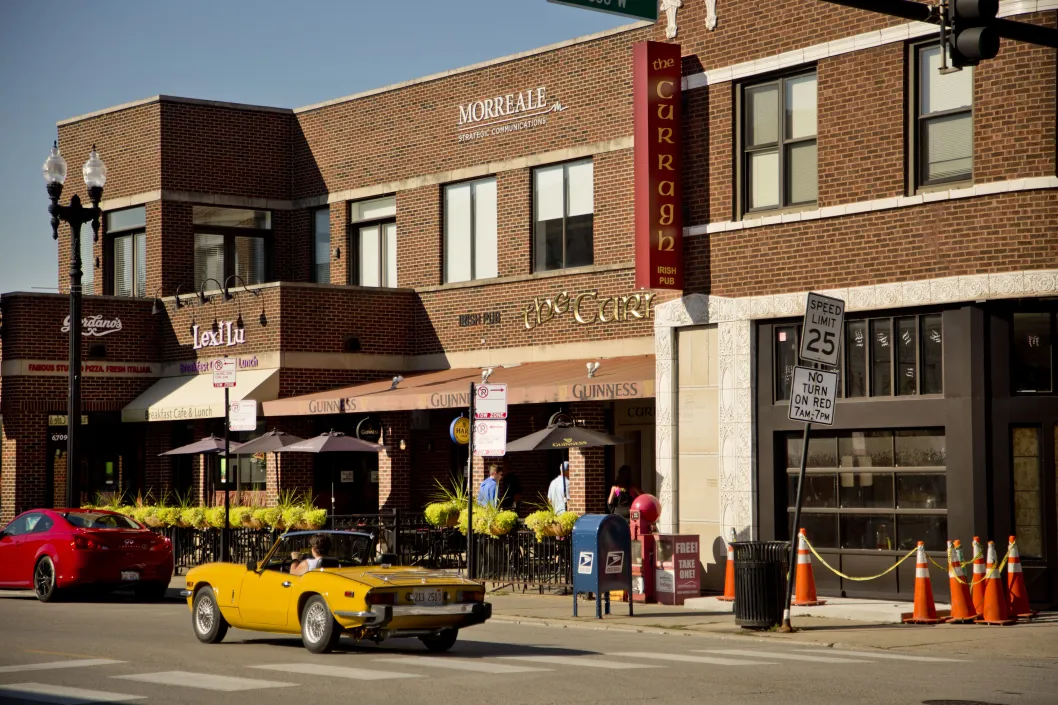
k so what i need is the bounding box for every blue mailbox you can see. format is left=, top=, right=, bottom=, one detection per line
left=571, top=514, right=634, bottom=618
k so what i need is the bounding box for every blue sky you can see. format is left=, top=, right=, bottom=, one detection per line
left=0, top=0, right=628, bottom=293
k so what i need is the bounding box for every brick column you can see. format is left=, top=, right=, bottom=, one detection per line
left=1, top=411, right=50, bottom=522
left=144, top=423, right=172, bottom=496
left=379, top=412, right=411, bottom=510
left=567, top=402, right=609, bottom=514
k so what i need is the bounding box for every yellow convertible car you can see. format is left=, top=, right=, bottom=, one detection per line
left=180, top=530, right=490, bottom=654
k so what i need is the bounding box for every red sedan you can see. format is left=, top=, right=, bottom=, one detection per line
left=0, top=508, right=174, bottom=602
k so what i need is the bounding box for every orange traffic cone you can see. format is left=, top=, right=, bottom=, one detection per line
left=904, top=541, right=944, bottom=624
left=947, top=540, right=976, bottom=623
left=717, top=528, right=736, bottom=602
left=971, top=536, right=987, bottom=617
left=1006, top=536, right=1037, bottom=619
left=975, top=541, right=1017, bottom=625
left=792, top=529, right=825, bottom=606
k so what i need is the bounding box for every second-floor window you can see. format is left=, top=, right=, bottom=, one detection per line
left=193, top=206, right=271, bottom=291
left=350, top=196, right=396, bottom=287
left=313, top=208, right=330, bottom=284
left=742, top=71, right=817, bottom=213
left=533, top=159, right=593, bottom=272
left=1012, top=312, right=1054, bottom=394
left=915, top=44, right=973, bottom=187
left=107, top=206, right=146, bottom=297
left=445, top=177, right=498, bottom=283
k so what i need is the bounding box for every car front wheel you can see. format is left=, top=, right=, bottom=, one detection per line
left=301, top=595, right=341, bottom=654
left=34, top=556, right=61, bottom=603
left=192, top=587, right=229, bottom=644
left=420, top=629, right=458, bottom=653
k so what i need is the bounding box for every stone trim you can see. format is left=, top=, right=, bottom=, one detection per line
left=652, top=268, right=1058, bottom=540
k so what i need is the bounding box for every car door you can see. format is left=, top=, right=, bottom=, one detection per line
left=239, top=560, right=295, bottom=627
left=0, top=516, right=30, bottom=586
left=15, top=514, right=55, bottom=584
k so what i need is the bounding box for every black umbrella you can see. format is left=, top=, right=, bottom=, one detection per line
left=505, top=423, right=632, bottom=452
left=230, top=429, right=306, bottom=494
left=158, top=434, right=241, bottom=456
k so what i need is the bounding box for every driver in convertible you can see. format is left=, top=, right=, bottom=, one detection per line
left=290, top=533, right=332, bottom=576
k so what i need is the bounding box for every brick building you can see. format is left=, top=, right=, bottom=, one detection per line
left=2, top=1, right=1057, bottom=604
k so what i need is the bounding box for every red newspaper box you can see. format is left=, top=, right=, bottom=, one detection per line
left=655, top=534, right=701, bottom=605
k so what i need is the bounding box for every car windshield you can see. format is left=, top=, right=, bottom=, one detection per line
left=264, top=533, right=374, bottom=572
left=63, top=512, right=141, bottom=529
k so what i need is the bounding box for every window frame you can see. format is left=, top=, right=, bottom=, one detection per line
left=1010, top=310, right=1057, bottom=396
left=312, top=207, right=331, bottom=284
left=737, top=69, right=818, bottom=217
left=532, top=158, right=595, bottom=273
left=192, top=207, right=273, bottom=291
left=910, top=41, right=974, bottom=191
left=348, top=197, right=397, bottom=288
left=104, top=206, right=147, bottom=297
left=443, top=176, right=498, bottom=284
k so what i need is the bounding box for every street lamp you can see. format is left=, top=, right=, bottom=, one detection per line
left=43, top=142, right=106, bottom=509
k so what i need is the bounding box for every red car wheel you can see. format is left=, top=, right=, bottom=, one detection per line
left=33, top=556, right=61, bottom=603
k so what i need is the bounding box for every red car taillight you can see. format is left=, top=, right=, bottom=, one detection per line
left=71, top=535, right=100, bottom=550
left=150, top=536, right=172, bottom=552
left=365, top=591, right=396, bottom=605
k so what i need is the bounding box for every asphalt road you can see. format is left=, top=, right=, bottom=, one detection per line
left=0, top=590, right=1055, bottom=705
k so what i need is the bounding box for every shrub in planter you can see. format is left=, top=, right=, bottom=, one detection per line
left=489, top=510, right=518, bottom=537
left=156, top=507, right=180, bottom=527
left=204, top=507, right=227, bottom=529
left=180, top=507, right=206, bottom=529
left=131, top=506, right=152, bottom=525
left=557, top=511, right=579, bottom=535
left=229, top=506, right=253, bottom=529
left=302, top=508, right=327, bottom=529
left=255, top=507, right=282, bottom=530
left=424, top=502, right=459, bottom=528
left=281, top=507, right=304, bottom=531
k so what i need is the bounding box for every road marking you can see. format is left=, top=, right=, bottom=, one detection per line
left=792, top=648, right=965, bottom=662
left=374, top=657, right=549, bottom=674
left=0, top=682, right=145, bottom=703
left=251, top=663, right=420, bottom=681
left=500, top=655, right=658, bottom=669
left=0, top=659, right=125, bottom=673
left=113, top=671, right=293, bottom=691
left=610, top=652, right=776, bottom=666
left=694, top=649, right=871, bottom=664
left=23, top=650, right=101, bottom=659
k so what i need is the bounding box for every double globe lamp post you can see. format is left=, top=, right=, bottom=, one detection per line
left=42, top=142, right=107, bottom=509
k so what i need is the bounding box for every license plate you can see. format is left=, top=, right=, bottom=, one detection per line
left=410, top=588, right=443, bottom=605
left=120, top=571, right=140, bottom=582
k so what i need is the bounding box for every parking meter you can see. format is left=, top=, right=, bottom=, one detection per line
left=571, top=514, right=633, bottom=618
left=629, top=494, right=661, bottom=603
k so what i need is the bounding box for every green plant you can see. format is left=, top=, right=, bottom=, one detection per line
left=303, top=508, right=327, bottom=529
left=229, top=506, right=253, bottom=528
left=156, top=507, right=180, bottom=526
left=282, top=506, right=305, bottom=530
left=490, top=510, right=518, bottom=536
left=424, top=502, right=460, bottom=527
left=254, top=507, right=282, bottom=530
left=204, top=507, right=227, bottom=529
left=173, top=489, right=195, bottom=510
left=94, top=491, right=125, bottom=511
left=557, top=511, right=579, bottom=535
left=180, top=507, right=206, bottom=529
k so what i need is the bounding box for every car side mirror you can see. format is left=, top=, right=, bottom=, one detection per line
left=245, top=560, right=258, bottom=572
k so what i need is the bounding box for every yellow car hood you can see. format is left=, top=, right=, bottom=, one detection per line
left=320, top=567, right=480, bottom=589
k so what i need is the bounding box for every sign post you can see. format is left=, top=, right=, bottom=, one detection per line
left=213, top=358, right=236, bottom=562
left=781, top=294, right=844, bottom=631
left=466, top=383, right=476, bottom=579
left=546, top=0, right=658, bottom=21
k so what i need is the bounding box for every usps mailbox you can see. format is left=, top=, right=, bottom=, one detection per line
left=571, top=514, right=634, bottom=618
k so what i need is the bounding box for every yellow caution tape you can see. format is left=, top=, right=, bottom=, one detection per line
left=929, top=546, right=1009, bottom=585
left=801, top=536, right=918, bottom=582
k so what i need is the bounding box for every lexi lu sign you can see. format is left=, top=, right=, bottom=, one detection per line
left=634, top=41, right=683, bottom=290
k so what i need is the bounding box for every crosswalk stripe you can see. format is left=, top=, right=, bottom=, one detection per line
left=374, top=657, right=549, bottom=674
left=113, top=671, right=293, bottom=691
left=499, top=656, right=657, bottom=669
left=250, top=663, right=420, bottom=681
left=0, top=682, right=145, bottom=703
left=609, top=652, right=776, bottom=666
left=694, top=649, right=870, bottom=664
left=792, top=648, right=965, bottom=663
left=0, top=659, right=125, bottom=674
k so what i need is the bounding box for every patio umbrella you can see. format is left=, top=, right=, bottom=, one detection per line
left=229, top=429, right=305, bottom=494
left=276, top=431, right=385, bottom=518
left=158, top=434, right=241, bottom=456
left=505, top=423, right=632, bottom=452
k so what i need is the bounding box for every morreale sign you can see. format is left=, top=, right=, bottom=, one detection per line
left=457, top=86, right=566, bottom=143
left=61, top=315, right=123, bottom=337
left=634, top=40, right=684, bottom=290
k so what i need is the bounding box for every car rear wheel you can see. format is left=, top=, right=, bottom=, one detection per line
left=192, top=587, right=228, bottom=644
left=420, top=629, right=458, bottom=653
left=33, top=556, right=61, bottom=603
left=301, top=595, right=341, bottom=654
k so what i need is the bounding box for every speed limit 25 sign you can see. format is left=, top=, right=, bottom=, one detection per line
left=800, top=292, right=845, bottom=367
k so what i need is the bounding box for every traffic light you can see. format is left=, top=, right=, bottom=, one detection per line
left=948, top=0, right=1000, bottom=68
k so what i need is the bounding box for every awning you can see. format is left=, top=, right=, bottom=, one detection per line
left=122, top=369, right=279, bottom=422
left=263, top=356, right=654, bottom=417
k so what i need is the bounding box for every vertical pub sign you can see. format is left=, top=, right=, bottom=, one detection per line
left=634, top=40, right=683, bottom=291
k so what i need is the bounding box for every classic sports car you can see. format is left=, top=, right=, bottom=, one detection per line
left=0, top=508, right=174, bottom=602
left=181, top=530, right=491, bottom=654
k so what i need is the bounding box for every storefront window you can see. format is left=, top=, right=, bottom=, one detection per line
left=896, top=317, right=917, bottom=396
left=192, top=206, right=271, bottom=290
left=921, top=315, right=943, bottom=394
left=774, top=325, right=799, bottom=401
left=533, top=159, right=593, bottom=272
left=895, top=429, right=946, bottom=466
left=1012, top=426, right=1043, bottom=558
left=838, top=430, right=894, bottom=468
left=444, top=177, right=498, bottom=283
left=1012, top=313, right=1053, bottom=393
left=896, top=474, right=946, bottom=509
left=839, top=472, right=894, bottom=509
left=845, top=320, right=867, bottom=397
left=787, top=473, right=836, bottom=507
left=870, top=319, right=892, bottom=396
left=897, top=514, right=947, bottom=551
left=844, top=315, right=943, bottom=398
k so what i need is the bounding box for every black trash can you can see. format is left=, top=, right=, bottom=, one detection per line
left=731, top=541, right=790, bottom=629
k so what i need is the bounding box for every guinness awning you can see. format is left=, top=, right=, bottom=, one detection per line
left=262, top=356, right=654, bottom=417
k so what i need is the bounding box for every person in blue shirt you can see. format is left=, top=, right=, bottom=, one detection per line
left=477, top=467, right=502, bottom=507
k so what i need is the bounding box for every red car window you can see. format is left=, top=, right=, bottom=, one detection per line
left=64, top=512, right=140, bottom=529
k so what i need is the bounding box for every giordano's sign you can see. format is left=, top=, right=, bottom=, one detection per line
left=523, top=290, right=656, bottom=331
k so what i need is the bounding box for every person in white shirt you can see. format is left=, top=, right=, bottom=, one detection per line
left=547, top=461, right=570, bottom=513
left=290, top=533, right=331, bottom=576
